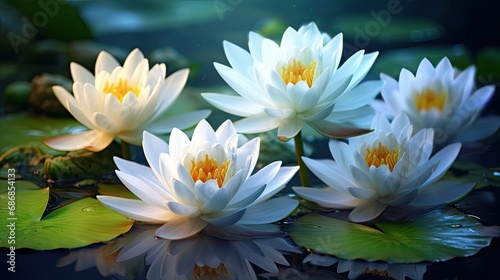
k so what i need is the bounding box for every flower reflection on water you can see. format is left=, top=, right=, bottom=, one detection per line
left=57, top=224, right=302, bottom=280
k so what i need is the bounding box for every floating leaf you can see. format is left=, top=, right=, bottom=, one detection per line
left=289, top=208, right=492, bottom=263
left=0, top=186, right=133, bottom=250
left=0, top=114, right=85, bottom=154
left=444, top=160, right=500, bottom=189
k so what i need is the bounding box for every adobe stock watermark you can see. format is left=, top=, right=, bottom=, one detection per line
left=5, top=168, right=17, bottom=273
left=213, top=0, right=243, bottom=21
left=7, top=0, right=65, bottom=53
left=343, top=0, right=408, bottom=59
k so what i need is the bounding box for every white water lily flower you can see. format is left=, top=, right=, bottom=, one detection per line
left=202, top=22, right=382, bottom=141
left=372, top=57, right=500, bottom=147
left=44, top=48, right=210, bottom=152
left=97, top=119, right=299, bottom=240
left=293, top=113, right=475, bottom=223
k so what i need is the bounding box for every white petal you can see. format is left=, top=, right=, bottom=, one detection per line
left=143, top=131, right=169, bottom=178
left=425, top=142, right=461, bottom=183
left=223, top=40, right=254, bottom=77
left=248, top=31, right=265, bottom=61
left=52, top=85, right=95, bottom=129
left=171, top=177, right=199, bottom=207
left=452, top=115, right=500, bottom=142
left=347, top=51, right=379, bottom=90
left=167, top=201, right=201, bottom=218
left=335, top=80, right=384, bottom=111
left=202, top=93, right=261, bottom=117
left=347, top=186, right=377, bottom=200
left=264, top=108, right=295, bottom=119
left=122, top=48, right=145, bottom=75
left=410, top=181, right=475, bottom=207
left=155, top=217, right=209, bottom=240
left=309, top=118, right=371, bottom=139
left=238, top=197, right=298, bottom=224
left=252, top=165, right=299, bottom=204
left=302, top=157, right=354, bottom=190
left=70, top=62, right=94, bottom=84
left=44, top=130, right=114, bottom=152
left=277, top=118, right=306, bottom=140
left=95, top=51, right=120, bottom=74
left=202, top=209, right=245, bottom=226
left=92, top=112, right=120, bottom=134
left=97, top=195, right=173, bottom=223
left=292, top=186, right=359, bottom=209
left=115, top=170, right=167, bottom=207
left=214, top=63, right=267, bottom=106
left=234, top=113, right=281, bottom=134
left=203, top=187, right=230, bottom=213
left=348, top=200, right=388, bottom=222
left=152, top=69, right=190, bottom=118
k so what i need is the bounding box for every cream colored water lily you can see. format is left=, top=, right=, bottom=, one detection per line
left=97, top=119, right=299, bottom=240
left=44, top=48, right=210, bottom=152
left=202, top=22, right=382, bottom=141
left=372, top=57, right=500, bottom=147
left=293, top=113, right=475, bottom=223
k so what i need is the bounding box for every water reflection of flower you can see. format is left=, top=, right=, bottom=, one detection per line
left=303, top=253, right=429, bottom=280
left=97, top=119, right=299, bottom=240
left=202, top=22, right=382, bottom=141
left=115, top=225, right=302, bottom=280
left=56, top=225, right=147, bottom=279
left=44, top=48, right=210, bottom=152
left=293, top=113, right=475, bottom=222
left=372, top=57, right=500, bottom=148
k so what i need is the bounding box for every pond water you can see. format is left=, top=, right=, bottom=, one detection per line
left=1, top=0, right=499, bottom=279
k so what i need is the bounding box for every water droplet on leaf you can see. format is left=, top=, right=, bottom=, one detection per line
left=81, top=206, right=96, bottom=212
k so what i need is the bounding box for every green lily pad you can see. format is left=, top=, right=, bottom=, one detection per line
left=0, top=185, right=134, bottom=250
left=289, top=208, right=492, bottom=263
left=444, top=160, right=500, bottom=189
left=0, top=113, right=85, bottom=154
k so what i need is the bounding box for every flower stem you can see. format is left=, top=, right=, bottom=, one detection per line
left=293, top=131, right=311, bottom=187
left=121, top=141, right=131, bottom=160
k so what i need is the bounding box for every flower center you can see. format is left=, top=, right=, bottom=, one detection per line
left=190, top=154, right=230, bottom=187
left=414, top=88, right=447, bottom=111
left=364, top=142, right=399, bottom=172
left=280, top=59, right=317, bottom=87
left=193, top=264, right=229, bottom=279
left=102, top=78, right=140, bottom=102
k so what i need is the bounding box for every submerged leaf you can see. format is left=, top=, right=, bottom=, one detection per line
left=289, top=208, right=492, bottom=263
left=0, top=186, right=133, bottom=250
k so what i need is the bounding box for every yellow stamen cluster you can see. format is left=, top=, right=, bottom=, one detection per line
left=193, top=264, right=229, bottom=279
left=281, top=59, right=318, bottom=87
left=102, top=78, right=140, bottom=102
left=414, top=88, right=447, bottom=111
left=364, top=142, right=399, bottom=172
left=190, top=154, right=230, bottom=187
